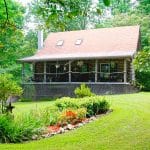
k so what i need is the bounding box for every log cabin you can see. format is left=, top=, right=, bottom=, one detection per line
left=20, top=26, right=140, bottom=99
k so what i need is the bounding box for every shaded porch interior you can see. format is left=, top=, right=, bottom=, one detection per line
left=22, top=58, right=134, bottom=83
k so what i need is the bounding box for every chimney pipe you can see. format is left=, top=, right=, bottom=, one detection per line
left=38, top=30, right=43, bottom=50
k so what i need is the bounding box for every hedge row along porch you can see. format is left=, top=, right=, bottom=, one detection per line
left=20, top=26, right=140, bottom=99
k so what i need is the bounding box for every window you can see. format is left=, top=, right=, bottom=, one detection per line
left=75, top=39, right=82, bottom=45
left=56, top=40, right=64, bottom=46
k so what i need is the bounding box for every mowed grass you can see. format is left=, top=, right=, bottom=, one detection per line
left=0, top=92, right=150, bottom=150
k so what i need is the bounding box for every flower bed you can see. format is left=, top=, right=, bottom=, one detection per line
left=0, top=96, right=110, bottom=143
left=37, top=110, right=112, bottom=140
left=32, top=97, right=111, bottom=140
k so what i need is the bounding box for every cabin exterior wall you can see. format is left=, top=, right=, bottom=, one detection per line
left=22, top=83, right=138, bottom=100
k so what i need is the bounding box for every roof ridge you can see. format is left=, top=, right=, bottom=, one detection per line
left=48, top=25, right=140, bottom=35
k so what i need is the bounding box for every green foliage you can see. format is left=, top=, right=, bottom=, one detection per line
left=103, top=0, right=110, bottom=6
left=0, top=95, right=109, bottom=143
left=74, top=84, right=95, bottom=98
left=49, top=111, right=59, bottom=126
left=19, top=98, right=54, bottom=102
left=76, top=108, right=87, bottom=120
left=55, top=96, right=110, bottom=117
left=19, top=98, right=32, bottom=102
left=136, top=0, right=150, bottom=15
left=0, top=105, right=58, bottom=143
left=0, top=74, right=23, bottom=113
left=134, top=50, right=150, bottom=91
left=0, top=74, right=23, bottom=100
left=0, top=114, right=40, bottom=143
left=0, top=115, right=16, bottom=143
left=0, top=0, right=37, bottom=83
left=31, top=0, right=110, bottom=31
left=55, top=97, right=79, bottom=111
left=79, top=97, right=110, bottom=117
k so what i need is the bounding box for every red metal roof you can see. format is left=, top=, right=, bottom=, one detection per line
left=20, top=26, right=140, bottom=62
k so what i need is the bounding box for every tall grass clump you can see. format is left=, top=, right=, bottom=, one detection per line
left=0, top=105, right=59, bottom=143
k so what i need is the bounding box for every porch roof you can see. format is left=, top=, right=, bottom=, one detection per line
left=20, top=26, right=140, bottom=62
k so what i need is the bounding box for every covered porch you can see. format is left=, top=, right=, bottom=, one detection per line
left=21, top=58, right=135, bottom=84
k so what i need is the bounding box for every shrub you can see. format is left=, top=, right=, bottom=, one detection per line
left=134, top=50, right=150, bottom=91
left=0, top=106, right=59, bottom=143
left=55, top=97, right=79, bottom=111
left=58, top=108, right=87, bottom=126
left=0, top=114, right=15, bottom=143
left=74, top=84, right=95, bottom=98
left=13, top=112, right=43, bottom=142
left=80, top=97, right=110, bottom=117
left=135, top=71, right=150, bottom=91
left=0, top=114, right=39, bottom=143
left=0, top=74, right=23, bottom=114
left=55, top=96, right=110, bottom=117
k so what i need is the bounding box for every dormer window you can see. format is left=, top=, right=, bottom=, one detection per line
left=56, top=40, right=64, bottom=46
left=75, top=39, right=82, bottom=45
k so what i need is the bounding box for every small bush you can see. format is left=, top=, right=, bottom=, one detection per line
left=55, top=97, right=79, bottom=111
left=74, top=84, right=95, bottom=98
left=80, top=97, right=110, bottom=117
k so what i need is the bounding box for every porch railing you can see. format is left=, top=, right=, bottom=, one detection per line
left=22, top=71, right=125, bottom=83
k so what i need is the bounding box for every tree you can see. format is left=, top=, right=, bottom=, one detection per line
left=0, top=0, right=37, bottom=83
left=0, top=74, right=23, bottom=114
left=0, top=0, right=25, bottom=74
left=98, top=0, right=132, bottom=15
left=136, top=0, right=150, bottom=15
left=31, top=0, right=110, bottom=31
left=134, top=50, right=150, bottom=90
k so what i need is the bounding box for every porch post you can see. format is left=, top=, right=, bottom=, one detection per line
left=22, top=63, right=25, bottom=83
left=44, top=62, right=46, bottom=82
left=32, top=62, right=35, bottom=81
left=95, top=60, right=98, bottom=82
left=69, top=60, right=71, bottom=82
left=131, top=59, right=135, bottom=82
left=124, top=59, right=127, bottom=83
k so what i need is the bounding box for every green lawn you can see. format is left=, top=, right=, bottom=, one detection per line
left=0, top=92, right=150, bottom=150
